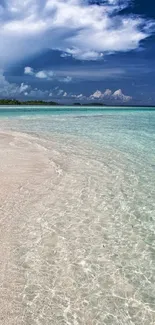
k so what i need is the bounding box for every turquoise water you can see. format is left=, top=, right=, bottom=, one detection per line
left=0, top=106, right=155, bottom=324
left=2, top=106, right=155, bottom=162
left=0, top=105, right=155, bottom=115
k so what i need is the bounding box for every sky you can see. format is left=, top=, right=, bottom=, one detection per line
left=0, top=0, right=155, bottom=104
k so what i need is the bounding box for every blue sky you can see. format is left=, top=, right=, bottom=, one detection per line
left=0, top=0, right=155, bottom=104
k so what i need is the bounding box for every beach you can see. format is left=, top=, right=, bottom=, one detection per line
left=0, top=108, right=155, bottom=325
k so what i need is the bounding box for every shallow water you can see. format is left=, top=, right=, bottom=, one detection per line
left=0, top=107, right=155, bottom=325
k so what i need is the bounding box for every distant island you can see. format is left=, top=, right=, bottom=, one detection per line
left=0, top=99, right=106, bottom=106
left=0, top=99, right=58, bottom=106
left=0, top=99, right=155, bottom=108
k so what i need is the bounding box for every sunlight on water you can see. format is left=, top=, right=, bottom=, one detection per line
left=0, top=107, right=155, bottom=325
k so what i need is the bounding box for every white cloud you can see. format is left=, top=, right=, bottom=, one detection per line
left=35, top=71, right=48, bottom=79
left=61, top=76, right=72, bottom=83
left=0, top=71, right=62, bottom=99
left=103, top=89, right=112, bottom=97
left=24, top=66, right=125, bottom=81
left=71, top=93, right=85, bottom=100
left=112, top=89, right=132, bottom=102
left=25, top=67, right=54, bottom=80
left=0, top=0, right=154, bottom=67
left=90, top=88, right=132, bottom=102
left=66, top=49, right=104, bottom=61
left=60, top=52, right=71, bottom=58
left=0, top=70, right=133, bottom=102
left=90, top=89, right=112, bottom=99
left=0, top=70, right=30, bottom=97
left=19, top=83, right=30, bottom=93
left=24, top=66, right=34, bottom=75
left=90, top=90, right=103, bottom=99
left=76, top=94, right=83, bottom=99
left=0, top=71, right=132, bottom=102
left=24, top=67, right=73, bottom=82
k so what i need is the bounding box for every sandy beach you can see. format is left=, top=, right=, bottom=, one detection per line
left=0, top=121, right=155, bottom=325
left=0, top=0, right=155, bottom=322
left=0, top=131, right=55, bottom=324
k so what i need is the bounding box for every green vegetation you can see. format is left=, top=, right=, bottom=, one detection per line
left=0, top=99, right=105, bottom=106
left=0, top=99, right=59, bottom=105
left=22, top=100, right=58, bottom=106
left=0, top=99, right=21, bottom=105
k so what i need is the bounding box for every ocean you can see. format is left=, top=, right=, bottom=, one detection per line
left=0, top=106, right=155, bottom=325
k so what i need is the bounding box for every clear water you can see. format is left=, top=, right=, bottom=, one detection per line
left=0, top=107, right=155, bottom=325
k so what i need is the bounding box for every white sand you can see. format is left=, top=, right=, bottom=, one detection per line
left=0, top=131, right=154, bottom=325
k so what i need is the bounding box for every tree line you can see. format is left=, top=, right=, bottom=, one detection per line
left=0, top=99, right=106, bottom=106
left=0, top=99, right=58, bottom=105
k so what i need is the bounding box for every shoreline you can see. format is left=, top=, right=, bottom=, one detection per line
left=0, top=105, right=155, bottom=110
